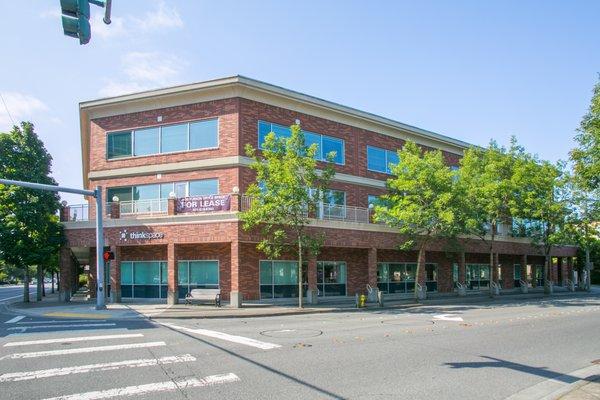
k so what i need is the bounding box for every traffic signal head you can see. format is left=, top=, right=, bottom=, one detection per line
left=103, top=250, right=114, bottom=262
left=60, top=0, right=91, bottom=45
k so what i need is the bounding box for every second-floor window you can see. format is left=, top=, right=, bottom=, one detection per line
left=367, top=145, right=399, bottom=174
left=258, top=120, right=345, bottom=165
left=106, top=118, right=218, bottom=159
left=107, top=178, right=219, bottom=203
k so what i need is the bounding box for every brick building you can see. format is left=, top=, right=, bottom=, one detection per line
left=59, top=76, right=577, bottom=306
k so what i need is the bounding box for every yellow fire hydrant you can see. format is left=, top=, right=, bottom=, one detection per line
left=359, top=294, right=367, bottom=308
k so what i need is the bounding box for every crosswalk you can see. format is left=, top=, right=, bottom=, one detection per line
left=0, top=316, right=243, bottom=399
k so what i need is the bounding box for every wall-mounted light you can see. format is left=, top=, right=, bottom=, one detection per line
left=112, top=196, right=119, bottom=202
left=232, top=186, right=240, bottom=194
left=169, top=191, right=177, bottom=199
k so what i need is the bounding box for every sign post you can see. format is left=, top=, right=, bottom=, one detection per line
left=0, top=178, right=106, bottom=309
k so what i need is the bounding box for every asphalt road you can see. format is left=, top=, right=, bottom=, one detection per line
left=0, top=285, right=40, bottom=303
left=0, top=294, right=599, bottom=399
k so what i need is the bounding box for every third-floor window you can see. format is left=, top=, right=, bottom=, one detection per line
left=106, top=118, right=218, bottom=159
left=258, top=120, right=345, bottom=165
left=366, top=145, right=399, bottom=174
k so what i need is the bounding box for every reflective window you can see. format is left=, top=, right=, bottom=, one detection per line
left=190, top=119, right=218, bottom=149
left=134, top=127, right=160, bottom=156
left=133, top=184, right=160, bottom=201
left=377, top=262, right=427, bottom=293
left=189, top=179, right=218, bottom=196
left=367, top=145, right=399, bottom=174
left=317, top=261, right=347, bottom=296
left=120, top=261, right=167, bottom=299
left=161, top=123, right=187, bottom=153
left=107, top=131, right=132, bottom=159
left=259, top=260, right=308, bottom=299
left=107, top=118, right=218, bottom=159
left=257, top=120, right=345, bottom=164
left=177, top=260, right=219, bottom=298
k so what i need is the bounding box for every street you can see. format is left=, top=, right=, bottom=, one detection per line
left=0, top=294, right=599, bottom=399
left=0, top=285, right=42, bottom=304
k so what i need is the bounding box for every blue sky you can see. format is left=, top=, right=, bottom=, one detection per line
left=1, top=1, right=599, bottom=203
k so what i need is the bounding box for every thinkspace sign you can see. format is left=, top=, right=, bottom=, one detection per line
left=119, top=229, right=165, bottom=243
left=176, top=194, right=231, bottom=213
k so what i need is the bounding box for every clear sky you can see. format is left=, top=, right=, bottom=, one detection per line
left=1, top=1, right=599, bottom=203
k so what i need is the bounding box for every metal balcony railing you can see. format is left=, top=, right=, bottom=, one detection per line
left=119, top=199, right=168, bottom=216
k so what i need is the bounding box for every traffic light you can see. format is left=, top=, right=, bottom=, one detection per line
left=60, top=0, right=112, bottom=45
left=103, top=250, right=114, bottom=262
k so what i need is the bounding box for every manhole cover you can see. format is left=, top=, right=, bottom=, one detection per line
left=260, top=329, right=323, bottom=338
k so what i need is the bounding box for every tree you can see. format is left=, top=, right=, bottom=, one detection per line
left=458, top=138, right=525, bottom=296
left=516, top=159, right=571, bottom=293
left=0, top=122, right=63, bottom=302
left=374, top=141, right=462, bottom=300
left=241, top=123, right=335, bottom=308
left=570, top=78, right=600, bottom=192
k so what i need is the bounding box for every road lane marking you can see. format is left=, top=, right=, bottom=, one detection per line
left=5, top=316, right=25, bottom=324
left=432, top=314, right=464, bottom=322
left=41, top=373, right=240, bottom=400
left=4, top=333, right=144, bottom=347
left=8, top=323, right=116, bottom=330
left=1, top=341, right=166, bottom=359
left=16, top=319, right=106, bottom=324
left=43, top=312, right=111, bottom=319
left=161, top=322, right=281, bottom=350
left=0, top=354, right=196, bottom=382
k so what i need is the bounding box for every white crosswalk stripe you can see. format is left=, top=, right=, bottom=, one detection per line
left=0, top=354, right=196, bottom=382
left=16, top=319, right=106, bottom=324
left=8, top=323, right=116, bottom=330
left=4, top=333, right=144, bottom=347
left=40, top=373, right=241, bottom=400
left=5, top=316, right=25, bottom=324
left=1, top=341, right=166, bottom=359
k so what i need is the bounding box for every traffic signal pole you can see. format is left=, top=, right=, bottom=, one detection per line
left=0, top=179, right=106, bottom=309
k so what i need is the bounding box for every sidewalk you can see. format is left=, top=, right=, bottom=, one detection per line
left=559, top=375, right=600, bottom=400
left=5, top=286, right=599, bottom=320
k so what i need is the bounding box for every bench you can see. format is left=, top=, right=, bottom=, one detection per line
left=185, top=288, right=221, bottom=307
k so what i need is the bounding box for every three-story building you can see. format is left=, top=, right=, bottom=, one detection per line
left=59, top=76, right=577, bottom=305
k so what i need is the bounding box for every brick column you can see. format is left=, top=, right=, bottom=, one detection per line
left=557, top=257, right=564, bottom=286
left=88, top=248, right=97, bottom=299
left=110, top=245, right=121, bottom=303
left=307, top=257, right=318, bottom=304
left=168, top=197, right=177, bottom=215
left=59, top=245, right=72, bottom=302
left=230, top=193, right=240, bottom=212
left=110, top=202, right=120, bottom=219
left=492, top=253, right=500, bottom=283
left=367, top=248, right=378, bottom=287
left=167, top=243, right=178, bottom=305
left=230, top=240, right=242, bottom=308
left=60, top=205, right=70, bottom=222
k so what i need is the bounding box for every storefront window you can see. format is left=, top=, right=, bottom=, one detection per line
left=317, top=261, right=347, bottom=296
left=259, top=260, right=307, bottom=299
left=177, top=260, right=219, bottom=298
left=514, top=264, right=521, bottom=287
left=377, top=262, right=425, bottom=293
left=120, top=261, right=167, bottom=299
left=466, top=264, right=490, bottom=290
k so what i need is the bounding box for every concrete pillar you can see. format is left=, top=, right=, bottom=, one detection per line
left=307, top=257, right=318, bottom=304
left=167, top=243, right=178, bottom=305
left=59, top=245, right=72, bottom=302
left=110, top=245, right=121, bottom=303
left=229, top=240, right=242, bottom=308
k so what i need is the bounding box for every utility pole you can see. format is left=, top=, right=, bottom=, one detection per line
left=0, top=178, right=106, bottom=309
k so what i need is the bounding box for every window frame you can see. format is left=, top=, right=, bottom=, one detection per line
left=177, top=259, right=220, bottom=298
left=366, top=145, right=400, bottom=174
left=120, top=260, right=168, bottom=299
left=257, top=120, right=345, bottom=165
left=105, top=117, right=219, bottom=160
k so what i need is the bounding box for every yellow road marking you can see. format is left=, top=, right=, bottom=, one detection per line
left=43, top=312, right=111, bottom=319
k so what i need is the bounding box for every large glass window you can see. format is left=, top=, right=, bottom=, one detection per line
left=257, top=120, right=345, bottom=165
left=377, top=262, right=431, bottom=293
left=317, top=261, right=347, bottom=296
left=134, top=127, right=160, bottom=156
left=177, top=260, right=219, bottom=298
left=317, top=189, right=346, bottom=219
left=120, top=261, right=167, bottom=299
left=107, top=131, right=132, bottom=159
left=466, top=264, right=490, bottom=290
left=107, top=118, right=218, bottom=159
left=367, top=145, right=399, bottom=174
left=259, top=260, right=308, bottom=299
left=514, top=264, right=522, bottom=287
left=161, top=123, right=188, bottom=153
left=190, top=119, right=218, bottom=149
left=189, top=179, right=219, bottom=196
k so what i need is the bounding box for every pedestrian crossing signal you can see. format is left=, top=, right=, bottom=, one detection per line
left=103, top=251, right=114, bottom=261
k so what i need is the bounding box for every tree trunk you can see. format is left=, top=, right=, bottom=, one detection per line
left=489, top=241, right=495, bottom=298
left=298, top=238, right=304, bottom=309
left=36, top=265, right=43, bottom=302
left=51, top=272, right=55, bottom=294
left=544, top=254, right=551, bottom=295
left=23, top=267, right=30, bottom=303
left=56, top=272, right=60, bottom=292
left=42, top=273, right=46, bottom=297
left=414, top=246, right=426, bottom=301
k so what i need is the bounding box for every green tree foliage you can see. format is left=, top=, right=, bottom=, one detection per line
left=0, top=122, right=64, bottom=302
left=374, top=141, right=461, bottom=300
left=457, top=138, right=526, bottom=295
left=570, top=78, right=600, bottom=191
left=241, top=123, right=335, bottom=308
left=517, top=159, right=571, bottom=293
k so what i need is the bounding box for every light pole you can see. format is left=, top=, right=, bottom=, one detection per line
left=0, top=178, right=106, bottom=309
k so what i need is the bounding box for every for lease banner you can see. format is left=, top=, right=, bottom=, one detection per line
left=176, top=194, right=231, bottom=213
